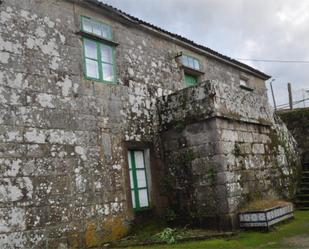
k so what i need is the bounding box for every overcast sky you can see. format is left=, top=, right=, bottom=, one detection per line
left=102, top=0, right=309, bottom=109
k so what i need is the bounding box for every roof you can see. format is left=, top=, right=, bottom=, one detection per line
left=83, top=0, right=271, bottom=80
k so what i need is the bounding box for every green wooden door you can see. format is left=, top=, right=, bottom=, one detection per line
left=128, top=150, right=150, bottom=211
left=184, top=73, right=198, bottom=86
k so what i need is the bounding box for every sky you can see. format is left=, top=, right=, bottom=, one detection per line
left=101, top=0, right=309, bottom=109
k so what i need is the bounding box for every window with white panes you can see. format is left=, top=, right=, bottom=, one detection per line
left=81, top=16, right=116, bottom=83
left=240, top=78, right=248, bottom=87
left=81, top=16, right=112, bottom=40
left=181, top=54, right=201, bottom=71
left=128, top=150, right=150, bottom=211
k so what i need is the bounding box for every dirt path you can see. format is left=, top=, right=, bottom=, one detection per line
left=282, top=235, right=309, bottom=249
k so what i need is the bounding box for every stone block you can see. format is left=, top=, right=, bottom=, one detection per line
left=220, top=129, right=238, bottom=142
left=219, top=141, right=235, bottom=155
left=24, top=128, right=47, bottom=144
left=0, top=125, right=23, bottom=143
left=0, top=207, right=26, bottom=233
left=25, top=206, right=49, bottom=230
left=236, top=142, right=251, bottom=155
left=0, top=143, right=26, bottom=158
left=0, top=177, right=33, bottom=204
left=252, top=143, right=265, bottom=154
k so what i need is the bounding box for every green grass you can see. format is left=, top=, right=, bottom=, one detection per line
left=124, top=211, right=309, bottom=249
left=129, top=218, right=167, bottom=241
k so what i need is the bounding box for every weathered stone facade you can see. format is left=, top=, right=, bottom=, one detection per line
left=158, top=81, right=300, bottom=229
left=0, top=0, right=301, bottom=248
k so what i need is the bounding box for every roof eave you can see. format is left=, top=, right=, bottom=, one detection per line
left=72, top=0, right=271, bottom=80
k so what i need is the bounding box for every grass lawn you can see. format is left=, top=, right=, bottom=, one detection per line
left=124, top=211, right=309, bottom=249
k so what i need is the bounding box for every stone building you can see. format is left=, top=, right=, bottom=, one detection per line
left=0, top=0, right=300, bottom=248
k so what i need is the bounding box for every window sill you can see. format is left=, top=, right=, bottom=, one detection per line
left=240, top=85, right=254, bottom=91
left=134, top=206, right=153, bottom=212
left=84, top=76, right=118, bottom=85
left=181, top=65, right=205, bottom=76
left=76, top=30, right=119, bottom=46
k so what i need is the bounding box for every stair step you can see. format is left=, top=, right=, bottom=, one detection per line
left=295, top=172, right=309, bottom=207
left=300, top=183, right=309, bottom=188
left=298, top=188, right=309, bottom=193
left=296, top=196, right=309, bottom=201
left=297, top=207, right=309, bottom=211
left=302, top=171, right=309, bottom=176
left=298, top=187, right=309, bottom=190
left=295, top=201, right=309, bottom=207
left=296, top=205, right=309, bottom=208
left=301, top=177, right=309, bottom=182
left=295, top=199, right=309, bottom=202
left=296, top=193, right=309, bottom=197
left=298, top=192, right=309, bottom=194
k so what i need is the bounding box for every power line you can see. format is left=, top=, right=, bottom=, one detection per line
left=276, top=97, right=309, bottom=109
left=235, top=58, right=309, bottom=63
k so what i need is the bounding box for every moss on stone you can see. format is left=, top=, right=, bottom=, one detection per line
left=102, top=217, right=129, bottom=242
left=267, top=127, right=301, bottom=199
left=174, top=121, right=186, bottom=133
left=225, top=111, right=242, bottom=120
left=164, top=149, right=198, bottom=223
left=240, top=199, right=289, bottom=212
left=207, top=168, right=217, bottom=185
left=233, top=143, right=241, bottom=157
left=278, top=108, right=309, bottom=124
left=278, top=108, right=309, bottom=166
left=83, top=217, right=129, bottom=248
left=85, top=221, right=102, bottom=248
left=184, top=150, right=195, bottom=162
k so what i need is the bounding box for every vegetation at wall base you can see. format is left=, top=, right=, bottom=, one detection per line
left=122, top=210, right=309, bottom=249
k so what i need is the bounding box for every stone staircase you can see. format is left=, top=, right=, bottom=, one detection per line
left=296, top=171, right=309, bottom=210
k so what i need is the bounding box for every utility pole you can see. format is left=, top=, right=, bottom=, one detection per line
left=269, top=79, right=277, bottom=110
left=288, top=82, right=293, bottom=110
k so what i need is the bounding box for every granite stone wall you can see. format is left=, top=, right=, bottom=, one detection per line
left=158, top=81, right=301, bottom=229
left=0, top=1, right=126, bottom=248
left=0, top=1, right=175, bottom=247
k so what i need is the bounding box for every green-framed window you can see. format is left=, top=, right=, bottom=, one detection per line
left=128, top=150, right=150, bottom=211
left=184, top=73, right=198, bottom=86
left=81, top=16, right=112, bottom=40
left=81, top=16, right=117, bottom=83
left=83, top=38, right=116, bottom=82
left=181, top=54, right=201, bottom=71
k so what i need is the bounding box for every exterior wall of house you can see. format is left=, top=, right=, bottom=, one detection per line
left=158, top=81, right=300, bottom=229
left=0, top=0, right=296, bottom=248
